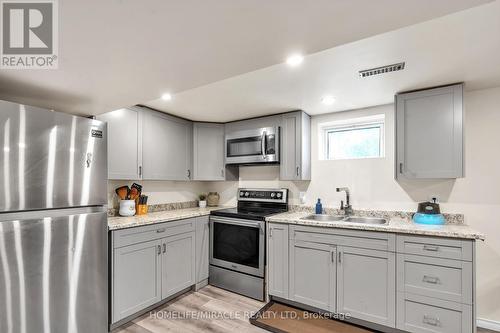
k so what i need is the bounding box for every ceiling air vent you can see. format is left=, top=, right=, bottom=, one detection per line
left=359, top=62, right=405, bottom=78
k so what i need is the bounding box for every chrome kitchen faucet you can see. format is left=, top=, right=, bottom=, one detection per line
left=336, top=187, right=353, bottom=216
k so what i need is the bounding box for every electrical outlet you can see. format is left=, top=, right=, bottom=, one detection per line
left=299, top=192, right=306, bottom=204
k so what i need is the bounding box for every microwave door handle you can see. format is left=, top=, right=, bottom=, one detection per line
left=261, top=131, right=266, bottom=159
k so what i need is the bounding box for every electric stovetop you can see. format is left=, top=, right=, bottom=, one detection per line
left=211, top=188, right=289, bottom=221
left=210, top=206, right=287, bottom=221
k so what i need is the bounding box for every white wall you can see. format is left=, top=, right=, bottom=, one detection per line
left=210, top=86, right=500, bottom=322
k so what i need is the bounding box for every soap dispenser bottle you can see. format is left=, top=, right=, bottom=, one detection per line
left=315, top=199, right=323, bottom=214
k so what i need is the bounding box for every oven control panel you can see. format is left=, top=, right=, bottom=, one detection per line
left=238, top=188, right=288, bottom=203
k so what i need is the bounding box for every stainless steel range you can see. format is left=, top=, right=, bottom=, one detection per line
left=209, top=188, right=288, bottom=301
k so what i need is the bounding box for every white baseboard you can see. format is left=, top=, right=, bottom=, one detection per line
left=477, top=318, right=500, bottom=331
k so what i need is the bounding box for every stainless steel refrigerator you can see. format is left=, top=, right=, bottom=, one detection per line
left=0, top=100, right=108, bottom=333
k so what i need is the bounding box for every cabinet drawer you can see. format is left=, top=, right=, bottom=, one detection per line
left=397, top=293, right=472, bottom=333
left=291, top=225, right=395, bottom=252
left=397, top=235, right=472, bottom=261
left=113, top=218, right=196, bottom=248
left=397, top=254, right=472, bottom=304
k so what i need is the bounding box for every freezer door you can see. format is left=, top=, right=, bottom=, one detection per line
left=0, top=208, right=107, bottom=333
left=0, top=100, right=107, bottom=212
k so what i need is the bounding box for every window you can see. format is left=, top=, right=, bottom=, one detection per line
left=320, top=115, right=385, bottom=160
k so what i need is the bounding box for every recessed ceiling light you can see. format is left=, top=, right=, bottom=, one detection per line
left=286, top=54, right=304, bottom=67
left=321, top=96, right=336, bottom=105
left=161, top=93, right=172, bottom=101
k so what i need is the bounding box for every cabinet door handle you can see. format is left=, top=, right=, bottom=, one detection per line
left=331, top=251, right=335, bottom=263
left=163, top=243, right=166, bottom=253
left=423, top=315, right=440, bottom=327
left=296, top=166, right=299, bottom=177
left=423, top=245, right=439, bottom=252
left=422, top=275, right=440, bottom=284
left=139, top=165, right=142, bottom=177
left=221, top=169, right=224, bottom=177
left=338, top=251, right=342, bottom=264
left=157, top=245, right=161, bottom=255
left=156, top=228, right=166, bottom=233
left=399, top=162, right=403, bottom=174
left=187, top=169, right=191, bottom=179
left=269, top=228, right=273, bottom=238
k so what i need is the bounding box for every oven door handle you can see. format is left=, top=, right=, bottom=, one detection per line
left=261, top=131, right=267, bottom=159
left=211, top=217, right=263, bottom=229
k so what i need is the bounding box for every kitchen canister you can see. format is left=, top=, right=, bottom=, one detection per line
left=119, top=200, right=136, bottom=216
left=207, top=192, right=220, bottom=207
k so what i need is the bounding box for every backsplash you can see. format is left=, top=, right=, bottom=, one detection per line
left=288, top=205, right=464, bottom=225
left=108, top=200, right=199, bottom=217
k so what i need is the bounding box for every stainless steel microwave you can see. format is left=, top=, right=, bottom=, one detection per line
left=225, top=126, right=280, bottom=165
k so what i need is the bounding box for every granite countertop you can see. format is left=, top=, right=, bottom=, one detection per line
left=108, top=206, right=227, bottom=231
left=266, top=211, right=485, bottom=240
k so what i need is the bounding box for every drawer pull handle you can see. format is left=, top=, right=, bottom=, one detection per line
left=423, top=245, right=439, bottom=252
left=156, top=228, right=166, bottom=233
left=423, top=315, right=440, bottom=327
left=422, top=275, right=440, bottom=284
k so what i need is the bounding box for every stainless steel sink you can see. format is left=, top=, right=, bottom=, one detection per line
left=344, top=216, right=387, bottom=225
left=300, top=214, right=388, bottom=225
left=300, top=214, right=344, bottom=222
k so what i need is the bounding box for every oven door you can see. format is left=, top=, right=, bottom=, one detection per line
left=225, top=127, right=279, bottom=164
left=210, top=216, right=265, bottom=277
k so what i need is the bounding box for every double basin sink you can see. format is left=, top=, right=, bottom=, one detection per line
left=300, top=214, right=387, bottom=225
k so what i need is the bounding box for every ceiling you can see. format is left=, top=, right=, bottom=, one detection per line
left=0, top=0, right=493, bottom=117
left=145, top=0, right=500, bottom=122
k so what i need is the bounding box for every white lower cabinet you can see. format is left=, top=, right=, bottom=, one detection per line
left=113, top=239, right=162, bottom=322
left=396, top=235, right=474, bottom=333
left=161, top=232, right=195, bottom=298
left=111, top=218, right=199, bottom=325
left=267, top=225, right=476, bottom=333
left=267, top=223, right=289, bottom=298
left=337, top=246, right=395, bottom=327
left=289, top=240, right=336, bottom=312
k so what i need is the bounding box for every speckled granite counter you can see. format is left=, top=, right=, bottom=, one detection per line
left=108, top=207, right=227, bottom=231
left=266, top=211, right=485, bottom=240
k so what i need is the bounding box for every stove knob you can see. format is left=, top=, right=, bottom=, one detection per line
left=245, top=192, right=250, bottom=197
left=239, top=191, right=244, bottom=197
left=276, top=192, right=282, bottom=198
left=271, top=192, right=276, bottom=198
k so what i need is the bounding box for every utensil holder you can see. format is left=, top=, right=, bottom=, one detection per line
left=119, top=200, right=136, bottom=217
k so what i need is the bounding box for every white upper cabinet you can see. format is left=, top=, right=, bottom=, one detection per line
left=396, top=84, right=464, bottom=179
left=193, top=123, right=225, bottom=181
left=142, top=110, right=193, bottom=180
left=99, top=108, right=312, bottom=181
left=280, top=111, right=311, bottom=180
left=96, top=107, right=142, bottom=180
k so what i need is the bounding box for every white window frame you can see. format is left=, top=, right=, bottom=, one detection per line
left=319, top=114, right=385, bottom=161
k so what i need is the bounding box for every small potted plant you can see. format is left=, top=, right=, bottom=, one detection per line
left=198, top=193, right=207, bottom=208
